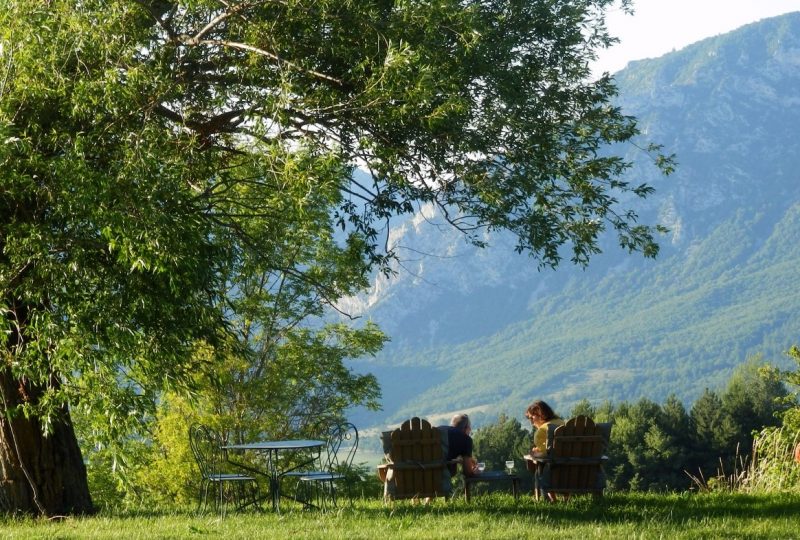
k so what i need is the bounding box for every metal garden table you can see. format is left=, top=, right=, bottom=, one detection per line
left=223, top=439, right=325, bottom=513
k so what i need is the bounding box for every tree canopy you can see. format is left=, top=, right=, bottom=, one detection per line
left=1, top=0, right=670, bottom=514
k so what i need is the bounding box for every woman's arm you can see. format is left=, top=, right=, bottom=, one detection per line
left=532, top=425, right=548, bottom=455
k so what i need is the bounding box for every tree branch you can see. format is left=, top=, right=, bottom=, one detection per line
left=195, top=39, right=342, bottom=85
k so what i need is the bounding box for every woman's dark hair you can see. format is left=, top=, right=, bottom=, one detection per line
left=526, top=400, right=556, bottom=422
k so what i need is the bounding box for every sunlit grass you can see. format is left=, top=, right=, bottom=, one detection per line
left=2, top=492, right=800, bottom=539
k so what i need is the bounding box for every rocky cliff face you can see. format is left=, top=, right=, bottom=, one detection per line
left=343, top=13, right=800, bottom=426
left=615, top=13, right=800, bottom=230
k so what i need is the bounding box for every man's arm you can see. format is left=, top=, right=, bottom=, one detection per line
left=462, top=456, right=479, bottom=476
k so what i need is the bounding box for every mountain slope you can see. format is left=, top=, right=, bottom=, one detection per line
left=345, top=13, right=800, bottom=429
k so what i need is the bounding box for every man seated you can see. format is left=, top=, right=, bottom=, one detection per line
left=444, top=413, right=479, bottom=477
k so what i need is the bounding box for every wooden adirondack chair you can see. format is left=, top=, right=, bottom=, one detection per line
left=379, top=417, right=448, bottom=501
left=524, top=415, right=609, bottom=501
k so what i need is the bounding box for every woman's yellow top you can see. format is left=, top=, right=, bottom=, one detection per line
left=533, top=417, right=565, bottom=453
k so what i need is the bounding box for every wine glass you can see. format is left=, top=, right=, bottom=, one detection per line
left=505, top=460, right=515, bottom=474
left=477, top=462, right=486, bottom=473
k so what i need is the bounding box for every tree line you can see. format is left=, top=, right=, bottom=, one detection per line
left=473, top=351, right=799, bottom=492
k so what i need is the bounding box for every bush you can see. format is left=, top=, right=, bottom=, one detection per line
left=472, top=414, right=531, bottom=473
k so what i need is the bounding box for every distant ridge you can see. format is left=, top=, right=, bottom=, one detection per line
left=345, top=12, right=800, bottom=430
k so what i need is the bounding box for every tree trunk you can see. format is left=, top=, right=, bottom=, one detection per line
left=0, top=369, right=94, bottom=516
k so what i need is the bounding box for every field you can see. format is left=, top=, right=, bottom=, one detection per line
left=3, top=492, right=800, bottom=539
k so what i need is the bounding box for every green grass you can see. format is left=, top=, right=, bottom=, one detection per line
left=3, top=492, right=800, bottom=539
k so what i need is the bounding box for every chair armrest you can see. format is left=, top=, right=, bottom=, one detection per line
left=549, top=457, right=607, bottom=465
left=524, top=453, right=607, bottom=466
left=377, top=464, right=388, bottom=483
left=523, top=453, right=549, bottom=473
left=523, top=453, right=551, bottom=464
left=384, top=460, right=447, bottom=471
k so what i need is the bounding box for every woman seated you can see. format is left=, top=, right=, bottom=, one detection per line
left=525, top=399, right=568, bottom=502
left=525, top=400, right=565, bottom=457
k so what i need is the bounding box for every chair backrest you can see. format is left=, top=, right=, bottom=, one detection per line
left=323, top=422, right=359, bottom=473
left=550, top=415, right=605, bottom=458
left=596, top=422, right=612, bottom=452
left=548, top=415, right=608, bottom=493
left=388, top=417, right=445, bottom=499
left=189, top=424, right=225, bottom=479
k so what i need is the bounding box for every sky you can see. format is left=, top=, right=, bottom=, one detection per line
left=594, top=0, right=800, bottom=75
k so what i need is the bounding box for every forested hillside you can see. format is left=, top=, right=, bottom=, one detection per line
left=345, top=13, right=800, bottom=430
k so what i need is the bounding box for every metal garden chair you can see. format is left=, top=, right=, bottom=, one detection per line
left=188, top=424, right=259, bottom=514
left=296, top=422, right=359, bottom=510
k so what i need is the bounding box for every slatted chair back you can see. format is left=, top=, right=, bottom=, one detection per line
left=189, top=424, right=225, bottom=480
left=549, top=415, right=606, bottom=494
left=325, top=422, right=358, bottom=473
left=280, top=422, right=356, bottom=482
left=388, top=417, right=445, bottom=500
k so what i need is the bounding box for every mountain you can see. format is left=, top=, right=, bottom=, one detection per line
left=343, top=13, right=800, bottom=433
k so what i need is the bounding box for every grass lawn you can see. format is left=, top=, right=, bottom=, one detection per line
left=2, top=492, right=799, bottom=539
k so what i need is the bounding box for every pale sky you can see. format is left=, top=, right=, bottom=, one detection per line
left=594, top=0, right=800, bottom=75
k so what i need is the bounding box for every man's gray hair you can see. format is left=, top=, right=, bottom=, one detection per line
left=450, top=413, right=470, bottom=431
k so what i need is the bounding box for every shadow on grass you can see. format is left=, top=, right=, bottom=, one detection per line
left=342, top=491, right=800, bottom=525
left=75, top=491, right=800, bottom=527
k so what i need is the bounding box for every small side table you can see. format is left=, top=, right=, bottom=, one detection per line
left=464, top=471, right=520, bottom=502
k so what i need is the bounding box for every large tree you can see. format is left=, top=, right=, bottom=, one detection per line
left=0, top=0, right=670, bottom=514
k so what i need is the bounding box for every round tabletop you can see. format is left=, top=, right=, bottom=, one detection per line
left=223, top=439, right=325, bottom=451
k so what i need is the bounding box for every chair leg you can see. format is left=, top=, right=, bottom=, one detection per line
left=298, top=480, right=314, bottom=510
left=344, top=480, right=354, bottom=508
left=198, top=479, right=209, bottom=513
left=233, top=482, right=243, bottom=511
left=306, top=480, right=338, bottom=512
left=319, top=482, right=328, bottom=511
left=218, top=481, right=234, bottom=516
left=305, top=481, right=319, bottom=511
left=317, top=482, right=326, bottom=511
left=236, top=480, right=254, bottom=511
left=329, top=481, right=339, bottom=510
left=251, top=480, right=259, bottom=510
